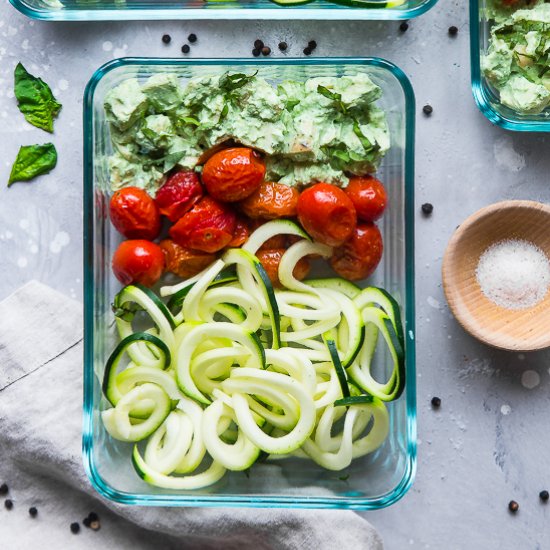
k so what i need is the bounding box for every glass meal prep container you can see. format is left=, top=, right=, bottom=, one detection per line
left=10, top=0, right=438, bottom=21
left=471, top=0, right=550, bottom=131
left=83, top=57, right=416, bottom=509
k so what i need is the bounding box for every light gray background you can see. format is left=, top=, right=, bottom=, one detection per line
left=1, top=0, right=549, bottom=548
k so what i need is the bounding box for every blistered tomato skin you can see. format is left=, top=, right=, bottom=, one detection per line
left=228, top=218, right=250, bottom=248
left=330, top=222, right=383, bottom=281
left=155, top=171, right=203, bottom=222
left=239, top=181, right=300, bottom=219
left=109, top=187, right=161, bottom=240
left=297, top=183, right=357, bottom=247
left=345, top=176, right=388, bottom=222
left=169, top=196, right=237, bottom=253
left=112, top=240, right=165, bottom=287
left=160, top=239, right=216, bottom=279
left=256, top=248, right=311, bottom=288
left=202, top=148, right=266, bottom=202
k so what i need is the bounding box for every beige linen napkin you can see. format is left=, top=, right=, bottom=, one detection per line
left=0, top=280, right=384, bottom=550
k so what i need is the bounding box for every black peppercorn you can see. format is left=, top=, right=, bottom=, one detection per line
left=70, top=522, right=80, bottom=534
left=399, top=21, right=409, bottom=32
left=303, top=47, right=312, bottom=56
left=181, top=44, right=190, bottom=54
left=4, top=499, right=13, bottom=510
left=162, top=34, right=171, bottom=44
left=308, top=40, right=317, bottom=50
left=29, top=506, right=38, bottom=517
left=252, top=49, right=261, bottom=57
left=0, top=483, right=8, bottom=495
left=254, top=39, right=264, bottom=50
left=83, top=517, right=92, bottom=527
left=540, top=490, right=549, bottom=502
left=508, top=500, right=519, bottom=513
left=88, top=512, right=99, bottom=522
left=421, top=203, right=434, bottom=216
left=188, top=33, right=197, bottom=43
left=261, top=46, right=271, bottom=56
left=448, top=25, right=458, bottom=36
left=278, top=41, right=288, bottom=52
left=423, top=104, right=433, bottom=116
left=431, top=396, right=441, bottom=408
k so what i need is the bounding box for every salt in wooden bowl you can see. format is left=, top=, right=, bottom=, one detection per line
left=442, top=200, right=550, bottom=352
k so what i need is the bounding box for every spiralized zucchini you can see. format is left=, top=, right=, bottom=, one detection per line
left=102, top=219, right=405, bottom=490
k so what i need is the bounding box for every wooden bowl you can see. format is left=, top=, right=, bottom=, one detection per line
left=442, top=200, right=550, bottom=351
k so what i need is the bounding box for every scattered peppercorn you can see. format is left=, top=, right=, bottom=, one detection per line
left=431, top=396, right=441, bottom=408
left=278, top=41, right=288, bottom=52
left=83, top=517, right=92, bottom=527
left=308, top=40, right=317, bottom=50
left=254, top=39, right=264, bottom=50
left=88, top=512, right=99, bottom=522
left=540, top=490, right=549, bottom=502
left=28, top=506, right=38, bottom=518
left=181, top=44, right=190, bottom=54
left=448, top=25, right=458, bottom=36
left=90, top=520, right=101, bottom=531
left=422, top=203, right=434, bottom=216
left=261, top=46, right=271, bottom=56
left=162, top=34, right=171, bottom=45
left=399, top=21, right=409, bottom=32
left=303, top=47, right=312, bottom=56
left=4, top=499, right=13, bottom=510
left=252, top=49, right=261, bottom=57
left=508, top=500, right=519, bottom=513
left=188, top=33, right=197, bottom=43
left=423, top=104, right=433, bottom=116
left=0, top=484, right=8, bottom=496
left=70, top=522, right=80, bottom=534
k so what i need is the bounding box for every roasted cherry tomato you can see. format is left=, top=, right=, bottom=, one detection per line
left=297, top=183, right=357, bottom=247
left=155, top=171, right=203, bottom=222
left=330, top=222, right=383, bottom=281
left=228, top=218, right=250, bottom=248
left=344, top=176, right=388, bottom=222
left=159, top=239, right=215, bottom=279
left=202, top=147, right=265, bottom=202
left=256, top=248, right=311, bottom=288
left=169, top=196, right=237, bottom=253
left=239, top=181, right=300, bottom=219
left=112, top=239, right=165, bottom=287
left=109, top=187, right=160, bottom=240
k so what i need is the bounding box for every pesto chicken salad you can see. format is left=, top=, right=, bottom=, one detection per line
left=482, top=0, right=550, bottom=114
left=104, top=71, right=390, bottom=192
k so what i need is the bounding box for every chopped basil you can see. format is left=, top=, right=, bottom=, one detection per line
left=317, top=85, right=347, bottom=114
left=8, top=143, right=57, bottom=186
left=14, top=63, right=62, bottom=133
left=219, top=71, right=258, bottom=94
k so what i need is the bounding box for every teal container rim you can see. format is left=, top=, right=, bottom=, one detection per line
left=470, top=0, right=550, bottom=132
left=82, top=56, right=416, bottom=509
left=10, top=0, right=438, bottom=21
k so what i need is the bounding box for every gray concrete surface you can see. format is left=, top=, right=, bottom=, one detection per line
left=1, top=0, right=549, bottom=548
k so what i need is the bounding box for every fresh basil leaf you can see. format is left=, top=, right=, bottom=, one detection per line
left=317, top=85, right=341, bottom=102
left=219, top=103, right=229, bottom=122
left=285, top=99, right=300, bottom=110
left=14, top=63, right=62, bottom=133
left=181, top=116, right=201, bottom=127
left=8, top=143, right=57, bottom=186
left=353, top=122, right=375, bottom=153
left=317, top=85, right=347, bottom=114
left=219, top=71, right=258, bottom=94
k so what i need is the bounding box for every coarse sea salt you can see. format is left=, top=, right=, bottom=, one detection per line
left=476, top=239, right=550, bottom=310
